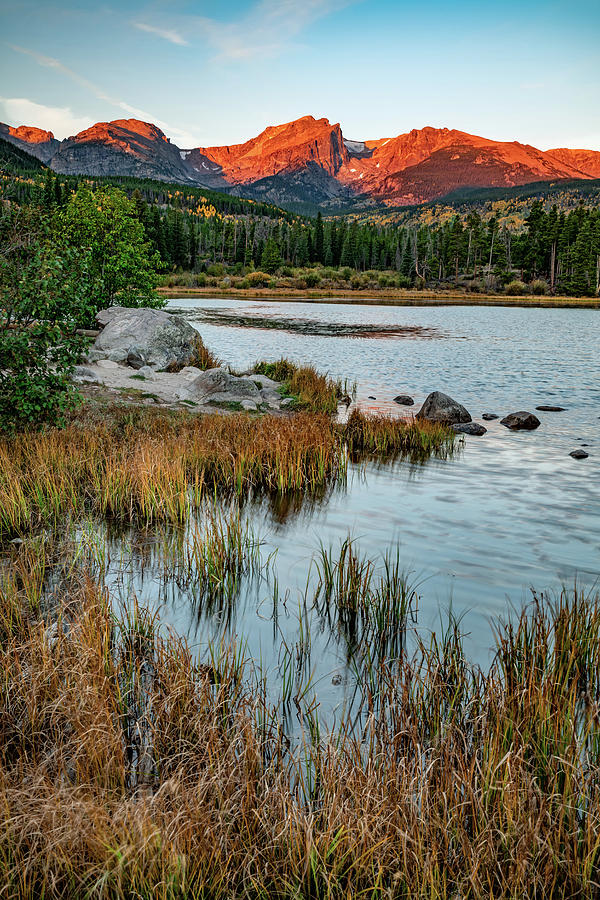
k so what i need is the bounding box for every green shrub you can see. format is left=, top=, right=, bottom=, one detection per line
left=246, top=271, right=271, bottom=287
left=0, top=207, right=86, bottom=432
left=530, top=279, right=548, bottom=295
left=505, top=280, right=528, bottom=296
left=59, top=183, right=162, bottom=325
left=304, top=272, right=321, bottom=288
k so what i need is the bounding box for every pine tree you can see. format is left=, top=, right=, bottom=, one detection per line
left=43, top=172, right=54, bottom=208
left=261, top=237, right=281, bottom=273
left=340, top=231, right=353, bottom=268
left=314, top=212, right=324, bottom=263
left=169, top=210, right=187, bottom=268
left=187, top=219, right=197, bottom=271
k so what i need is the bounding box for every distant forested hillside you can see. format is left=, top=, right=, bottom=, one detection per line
left=1, top=160, right=599, bottom=296
left=0, top=137, right=46, bottom=174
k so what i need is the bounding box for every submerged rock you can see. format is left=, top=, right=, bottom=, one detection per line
left=482, top=413, right=499, bottom=421
left=536, top=405, right=566, bottom=412
left=91, top=306, right=206, bottom=371
left=500, top=411, right=541, bottom=430
left=452, top=422, right=487, bottom=436
left=570, top=449, right=589, bottom=459
left=393, top=394, right=414, bottom=406
left=417, top=391, right=471, bottom=425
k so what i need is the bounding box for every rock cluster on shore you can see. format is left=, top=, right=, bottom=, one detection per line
left=74, top=306, right=291, bottom=412
left=73, top=308, right=591, bottom=460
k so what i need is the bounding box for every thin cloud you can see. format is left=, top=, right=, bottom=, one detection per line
left=194, top=0, right=358, bottom=60
left=134, top=22, right=188, bottom=47
left=7, top=44, right=198, bottom=146
left=0, top=97, right=93, bottom=138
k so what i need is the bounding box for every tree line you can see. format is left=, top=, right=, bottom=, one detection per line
left=133, top=197, right=600, bottom=296
left=3, top=167, right=600, bottom=295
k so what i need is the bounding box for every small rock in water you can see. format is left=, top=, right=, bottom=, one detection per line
left=482, top=413, right=499, bottom=421
left=331, top=674, right=343, bottom=686
left=570, top=449, right=589, bottom=459
left=536, top=405, right=566, bottom=412
left=500, top=411, right=541, bottom=430
left=452, top=422, right=487, bottom=436
left=416, top=391, right=472, bottom=425
left=393, top=394, right=414, bottom=406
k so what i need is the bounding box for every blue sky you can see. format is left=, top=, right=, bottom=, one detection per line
left=1, top=0, right=599, bottom=149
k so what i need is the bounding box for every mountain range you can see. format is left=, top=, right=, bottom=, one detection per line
left=2, top=115, right=600, bottom=211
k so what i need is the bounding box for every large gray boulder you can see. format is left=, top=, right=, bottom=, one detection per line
left=180, top=368, right=263, bottom=410
left=417, top=391, right=472, bottom=425
left=90, top=307, right=206, bottom=371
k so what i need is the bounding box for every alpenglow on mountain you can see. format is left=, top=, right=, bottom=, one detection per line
left=2, top=115, right=600, bottom=210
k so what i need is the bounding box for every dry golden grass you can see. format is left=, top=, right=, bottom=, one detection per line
left=1, top=555, right=600, bottom=898
left=0, top=407, right=454, bottom=537
left=253, top=358, right=346, bottom=414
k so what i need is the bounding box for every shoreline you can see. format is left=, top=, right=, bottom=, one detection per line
left=158, top=286, right=600, bottom=309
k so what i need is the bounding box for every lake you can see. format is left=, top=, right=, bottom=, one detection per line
left=38, top=297, right=600, bottom=725
left=79, top=296, right=595, bottom=717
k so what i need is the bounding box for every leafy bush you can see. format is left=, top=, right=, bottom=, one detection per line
left=246, top=271, right=271, bottom=287
left=304, top=272, right=321, bottom=288
left=0, top=185, right=164, bottom=432
left=60, top=184, right=162, bottom=325
left=0, top=208, right=86, bottom=432
left=505, top=280, right=528, bottom=296
left=530, top=279, right=548, bottom=295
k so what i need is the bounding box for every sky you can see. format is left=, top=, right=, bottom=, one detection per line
left=1, top=0, right=599, bottom=150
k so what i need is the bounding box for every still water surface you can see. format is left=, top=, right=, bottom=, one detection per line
left=99, top=298, right=599, bottom=718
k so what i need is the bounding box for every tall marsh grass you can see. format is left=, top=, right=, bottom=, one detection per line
left=0, top=407, right=453, bottom=537
left=254, top=358, right=348, bottom=414
left=2, top=560, right=600, bottom=897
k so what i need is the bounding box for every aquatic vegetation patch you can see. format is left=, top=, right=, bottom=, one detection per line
left=254, top=357, right=348, bottom=413
left=0, top=407, right=453, bottom=537
left=343, top=407, right=455, bottom=459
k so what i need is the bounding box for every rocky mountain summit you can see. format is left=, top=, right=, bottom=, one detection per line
left=3, top=114, right=600, bottom=209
